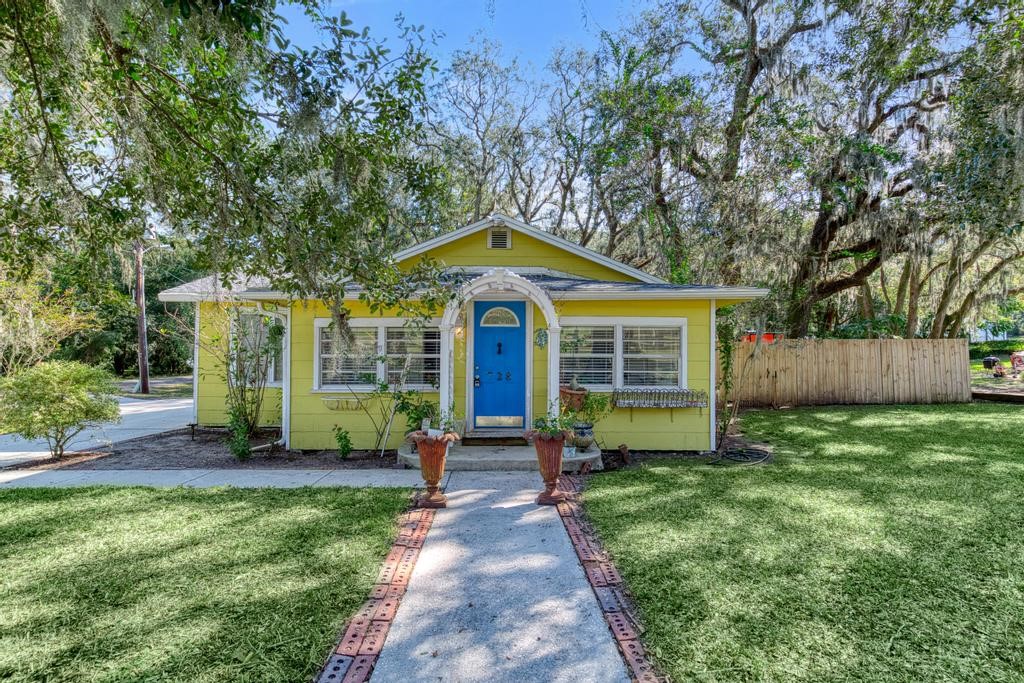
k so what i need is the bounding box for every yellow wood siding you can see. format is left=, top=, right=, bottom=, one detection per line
left=289, top=300, right=442, bottom=451
left=402, top=229, right=638, bottom=282
left=549, top=300, right=712, bottom=451
left=196, top=302, right=282, bottom=426
left=199, top=296, right=714, bottom=451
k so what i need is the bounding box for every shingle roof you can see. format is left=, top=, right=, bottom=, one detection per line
left=158, top=268, right=766, bottom=303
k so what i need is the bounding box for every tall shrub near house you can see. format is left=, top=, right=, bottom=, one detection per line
left=0, top=361, right=119, bottom=457
left=193, top=303, right=284, bottom=457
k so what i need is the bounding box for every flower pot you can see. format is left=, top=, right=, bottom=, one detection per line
left=559, top=386, right=587, bottom=411
left=409, top=431, right=460, bottom=508
left=527, top=431, right=568, bottom=505
left=572, top=422, right=595, bottom=452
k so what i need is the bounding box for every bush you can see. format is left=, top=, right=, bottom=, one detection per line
left=969, top=337, right=1024, bottom=358
left=0, top=361, right=119, bottom=457
left=333, top=426, right=353, bottom=459
left=226, top=405, right=251, bottom=460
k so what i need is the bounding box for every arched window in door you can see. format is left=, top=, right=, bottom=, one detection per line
left=479, top=306, right=520, bottom=327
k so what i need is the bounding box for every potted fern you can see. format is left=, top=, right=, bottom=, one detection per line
left=524, top=413, right=575, bottom=505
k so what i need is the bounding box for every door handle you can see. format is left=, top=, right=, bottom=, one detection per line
left=474, top=375, right=481, bottom=388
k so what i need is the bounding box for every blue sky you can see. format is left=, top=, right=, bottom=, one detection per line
left=277, top=0, right=650, bottom=68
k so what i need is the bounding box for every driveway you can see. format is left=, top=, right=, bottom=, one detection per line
left=0, top=397, right=193, bottom=468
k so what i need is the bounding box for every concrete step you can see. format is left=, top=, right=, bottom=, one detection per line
left=461, top=429, right=528, bottom=447
left=399, top=445, right=603, bottom=472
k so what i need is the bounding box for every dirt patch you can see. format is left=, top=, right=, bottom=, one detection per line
left=25, top=428, right=406, bottom=471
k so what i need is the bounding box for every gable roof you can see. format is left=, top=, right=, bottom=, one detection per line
left=393, top=214, right=665, bottom=284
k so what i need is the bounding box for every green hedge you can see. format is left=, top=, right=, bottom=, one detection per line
left=969, top=337, right=1024, bottom=358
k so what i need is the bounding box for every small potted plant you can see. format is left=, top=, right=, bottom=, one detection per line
left=569, top=392, right=613, bottom=452
left=559, top=375, right=587, bottom=411
left=408, top=417, right=460, bottom=508
left=525, top=413, right=575, bottom=505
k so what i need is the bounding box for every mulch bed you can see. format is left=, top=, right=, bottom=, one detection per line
left=599, top=425, right=773, bottom=470
left=8, top=428, right=405, bottom=471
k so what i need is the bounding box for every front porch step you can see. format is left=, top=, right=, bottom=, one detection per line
left=399, top=445, right=604, bottom=472
left=461, top=429, right=528, bottom=447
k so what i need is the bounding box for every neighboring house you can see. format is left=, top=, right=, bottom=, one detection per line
left=158, top=215, right=766, bottom=451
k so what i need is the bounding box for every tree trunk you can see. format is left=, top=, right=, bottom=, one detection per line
left=134, top=239, right=150, bottom=394
left=905, top=261, right=922, bottom=338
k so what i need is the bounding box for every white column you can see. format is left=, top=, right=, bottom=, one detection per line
left=192, top=302, right=200, bottom=425
left=709, top=300, right=717, bottom=452
left=281, top=307, right=291, bottom=450
left=439, top=323, right=455, bottom=422
left=547, top=326, right=560, bottom=416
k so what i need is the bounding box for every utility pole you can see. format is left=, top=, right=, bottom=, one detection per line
left=134, top=238, right=150, bottom=394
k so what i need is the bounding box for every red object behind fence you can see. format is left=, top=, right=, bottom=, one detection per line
left=742, top=332, right=783, bottom=344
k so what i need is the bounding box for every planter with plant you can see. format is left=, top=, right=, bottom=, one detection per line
left=524, top=413, right=575, bottom=505
left=568, top=391, right=613, bottom=452
left=407, top=420, right=460, bottom=508
left=559, top=375, right=587, bottom=411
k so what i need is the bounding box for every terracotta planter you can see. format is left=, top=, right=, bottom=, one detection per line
left=559, top=386, right=587, bottom=411
left=526, top=431, right=569, bottom=505
left=409, top=431, right=460, bottom=508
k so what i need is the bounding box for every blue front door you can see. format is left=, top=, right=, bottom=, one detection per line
left=473, top=301, right=526, bottom=428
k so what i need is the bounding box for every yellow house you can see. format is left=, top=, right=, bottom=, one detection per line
left=159, top=215, right=765, bottom=453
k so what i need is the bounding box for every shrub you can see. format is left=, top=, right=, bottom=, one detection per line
left=969, top=337, right=1024, bottom=358
left=0, top=361, right=119, bottom=457
left=333, top=426, right=353, bottom=459
left=226, top=405, right=251, bottom=460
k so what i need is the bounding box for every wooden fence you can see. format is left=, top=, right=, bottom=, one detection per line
left=725, top=338, right=971, bottom=407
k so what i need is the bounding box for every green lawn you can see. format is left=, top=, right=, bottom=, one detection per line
left=969, top=355, right=1023, bottom=393
left=585, top=404, right=1024, bottom=682
left=0, top=486, right=410, bottom=682
left=118, top=375, right=193, bottom=399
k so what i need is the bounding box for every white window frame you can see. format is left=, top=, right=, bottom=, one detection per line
left=232, top=311, right=283, bottom=389
left=560, top=316, right=688, bottom=390
left=313, top=317, right=441, bottom=393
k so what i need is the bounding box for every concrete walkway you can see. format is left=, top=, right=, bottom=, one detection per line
left=0, top=397, right=193, bottom=468
left=371, top=473, right=630, bottom=683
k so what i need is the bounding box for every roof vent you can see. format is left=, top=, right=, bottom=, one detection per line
left=487, top=226, right=511, bottom=249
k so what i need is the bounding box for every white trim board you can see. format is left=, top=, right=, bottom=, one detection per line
left=392, top=214, right=665, bottom=284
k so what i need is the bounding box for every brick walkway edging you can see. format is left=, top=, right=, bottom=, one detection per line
left=557, top=475, right=663, bottom=683
left=315, top=505, right=436, bottom=683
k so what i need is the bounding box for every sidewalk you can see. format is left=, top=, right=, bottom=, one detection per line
left=0, top=467, right=430, bottom=489
left=0, top=397, right=193, bottom=468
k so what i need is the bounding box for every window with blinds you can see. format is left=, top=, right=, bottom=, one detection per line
left=319, top=327, right=378, bottom=387
left=560, top=326, right=615, bottom=388
left=386, top=327, right=441, bottom=387
left=622, top=327, right=681, bottom=387
left=557, top=318, right=687, bottom=390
